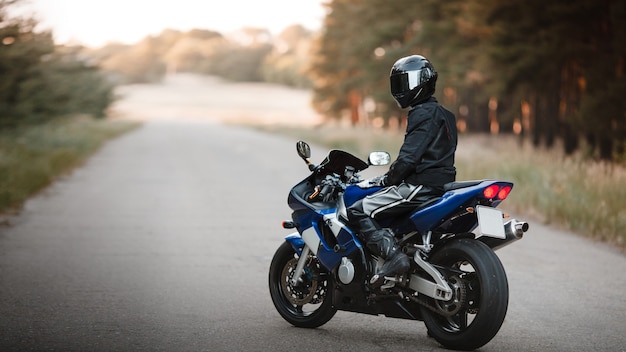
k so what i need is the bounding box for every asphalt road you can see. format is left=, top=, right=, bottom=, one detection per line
left=1, top=120, right=625, bottom=352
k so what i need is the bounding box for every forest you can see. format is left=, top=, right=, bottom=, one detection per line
left=310, top=0, right=626, bottom=161
left=1, top=0, right=625, bottom=161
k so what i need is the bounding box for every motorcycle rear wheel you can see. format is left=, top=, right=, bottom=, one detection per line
left=268, top=241, right=336, bottom=328
left=421, top=238, right=509, bottom=351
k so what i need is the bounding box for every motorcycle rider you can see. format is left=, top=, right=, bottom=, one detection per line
left=348, top=54, right=458, bottom=287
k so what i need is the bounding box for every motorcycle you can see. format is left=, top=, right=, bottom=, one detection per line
left=268, top=141, right=529, bottom=351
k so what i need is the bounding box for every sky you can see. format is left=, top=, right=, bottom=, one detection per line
left=16, top=0, right=327, bottom=47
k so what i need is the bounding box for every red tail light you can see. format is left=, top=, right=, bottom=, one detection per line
left=498, top=186, right=512, bottom=200
left=483, top=185, right=500, bottom=199
left=483, top=184, right=512, bottom=200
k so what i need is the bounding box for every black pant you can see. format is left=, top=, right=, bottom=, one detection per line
left=347, top=183, right=441, bottom=228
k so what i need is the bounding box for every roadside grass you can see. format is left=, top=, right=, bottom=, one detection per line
left=0, top=116, right=140, bottom=216
left=256, top=124, right=626, bottom=253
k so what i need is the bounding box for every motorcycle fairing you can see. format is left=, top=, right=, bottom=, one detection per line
left=316, top=150, right=369, bottom=176
left=292, top=209, right=363, bottom=270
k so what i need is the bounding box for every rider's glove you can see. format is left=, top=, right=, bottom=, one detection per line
left=357, top=175, right=386, bottom=188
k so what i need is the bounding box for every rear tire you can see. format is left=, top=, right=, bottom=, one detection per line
left=421, top=238, right=509, bottom=351
left=268, top=242, right=336, bottom=328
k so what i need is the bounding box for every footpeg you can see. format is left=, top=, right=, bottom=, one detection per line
left=369, top=275, right=398, bottom=289
left=370, top=274, right=383, bottom=287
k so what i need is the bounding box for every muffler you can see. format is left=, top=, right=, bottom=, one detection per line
left=479, top=219, right=529, bottom=251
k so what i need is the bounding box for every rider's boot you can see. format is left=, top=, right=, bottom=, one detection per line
left=357, top=218, right=411, bottom=288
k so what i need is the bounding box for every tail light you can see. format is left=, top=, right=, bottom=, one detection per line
left=498, top=186, right=512, bottom=200
left=483, top=185, right=500, bottom=199
left=483, top=184, right=512, bottom=200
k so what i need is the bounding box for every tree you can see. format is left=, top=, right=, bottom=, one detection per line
left=0, top=1, right=54, bottom=123
left=0, top=0, right=115, bottom=126
left=485, top=0, right=626, bottom=159
left=308, top=0, right=362, bottom=121
left=261, top=25, right=313, bottom=88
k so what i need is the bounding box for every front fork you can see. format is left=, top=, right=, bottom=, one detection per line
left=284, top=233, right=311, bottom=286
left=290, top=245, right=311, bottom=286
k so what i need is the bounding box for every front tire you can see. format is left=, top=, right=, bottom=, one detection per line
left=421, top=238, right=509, bottom=351
left=268, top=242, right=336, bottom=328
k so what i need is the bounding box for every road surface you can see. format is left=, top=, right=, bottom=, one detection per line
left=1, top=76, right=625, bottom=351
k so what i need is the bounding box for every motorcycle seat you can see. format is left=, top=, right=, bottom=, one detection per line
left=444, top=180, right=483, bottom=191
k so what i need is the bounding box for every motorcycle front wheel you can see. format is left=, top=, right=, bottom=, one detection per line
left=268, top=241, right=336, bottom=328
left=421, top=238, right=509, bottom=351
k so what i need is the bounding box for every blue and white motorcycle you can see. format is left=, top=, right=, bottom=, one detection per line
left=268, top=141, right=529, bottom=351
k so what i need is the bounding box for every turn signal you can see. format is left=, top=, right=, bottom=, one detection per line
left=282, top=221, right=296, bottom=229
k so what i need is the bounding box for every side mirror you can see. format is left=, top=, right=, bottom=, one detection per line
left=296, top=141, right=316, bottom=170
left=296, top=140, right=311, bottom=159
left=368, top=151, right=391, bottom=166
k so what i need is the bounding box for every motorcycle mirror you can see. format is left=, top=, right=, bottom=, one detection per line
left=296, top=141, right=316, bottom=170
left=296, top=141, right=311, bottom=159
left=368, top=151, right=391, bottom=166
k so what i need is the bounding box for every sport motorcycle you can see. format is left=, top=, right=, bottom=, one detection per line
left=268, top=141, right=529, bottom=351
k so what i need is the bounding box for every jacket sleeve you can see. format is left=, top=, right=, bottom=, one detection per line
left=383, top=108, right=439, bottom=186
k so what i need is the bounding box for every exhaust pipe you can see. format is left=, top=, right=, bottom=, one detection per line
left=479, top=219, right=529, bottom=251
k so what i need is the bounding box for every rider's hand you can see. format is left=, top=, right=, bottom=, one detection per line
left=357, top=175, right=386, bottom=188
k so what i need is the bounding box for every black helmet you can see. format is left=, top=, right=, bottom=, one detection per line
left=390, top=55, right=438, bottom=108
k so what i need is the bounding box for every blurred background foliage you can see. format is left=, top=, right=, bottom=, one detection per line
left=89, top=25, right=314, bottom=88
left=0, top=1, right=114, bottom=127
left=1, top=0, right=625, bottom=162
left=309, top=0, right=626, bottom=162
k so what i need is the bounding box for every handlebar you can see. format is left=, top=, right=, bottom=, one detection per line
left=308, top=174, right=343, bottom=202
left=318, top=184, right=332, bottom=200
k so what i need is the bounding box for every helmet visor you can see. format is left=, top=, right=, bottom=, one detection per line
left=390, top=69, right=428, bottom=94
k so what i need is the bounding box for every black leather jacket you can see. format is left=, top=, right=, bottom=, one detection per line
left=383, top=96, right=457, bottom=190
